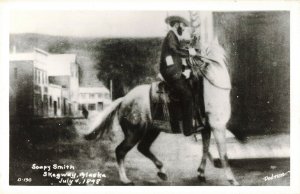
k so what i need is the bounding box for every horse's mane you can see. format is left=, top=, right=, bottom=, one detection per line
left=198, top=38, right=227, bottom=67
left=189, top=38, right=231, bottom=89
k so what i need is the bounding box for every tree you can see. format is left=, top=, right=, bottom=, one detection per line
left=47, top=39, right=71, bottom=54
left=93, top=38, right=162, bottom=99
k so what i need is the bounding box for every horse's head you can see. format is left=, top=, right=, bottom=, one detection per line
left=188, top=36, right=231, bottom=89
left=193, top=36, right=227, bottom=67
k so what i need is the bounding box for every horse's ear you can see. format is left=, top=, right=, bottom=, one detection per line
left=190, top=35, right=198, bottom=47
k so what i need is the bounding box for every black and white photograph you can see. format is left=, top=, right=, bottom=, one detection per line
left=1, top=1, right=300, bottom=193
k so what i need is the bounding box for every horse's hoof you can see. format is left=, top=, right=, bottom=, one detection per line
left=228, top=180, right=239, bottom=186
left=123, top=182, right=135, bottom=186
left=157, top=172, right=168, bottom=181
left=213, top=159, right=222, bottom=168
left=198, top=175, right=206, bottom=182
left=197, top=168, right=204, bottom=174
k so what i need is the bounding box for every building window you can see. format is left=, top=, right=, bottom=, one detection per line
left=43, top=94, right=48, bottom=102
left=68, top=103, right=72, bottom=115
left=34, top=94, right=42, bottom=115
left=88, top=103, right=96, bottom=110
left=34, top=94, right=39, bottom=107
left=34, top=85, right=41, bottom=93
left=43, top=95, right=48, bottom=110
left=89, top=94, right=95, bottom=99
left=97, top=93, right=103, bottom=98
left=78, top=104, right=88, bottom=111
left=81, top=93, right=86, bottom=99
left=83, top=104, right=88, bottom=110
left=38, top=70, right=40, bottom=84
left=97, top=102, right=103, bottom=111
left=14, top=68, right=18, bottom=78
left=35, top=69, right=37, bottom=83
left=58, top=97, right=60, bottom=109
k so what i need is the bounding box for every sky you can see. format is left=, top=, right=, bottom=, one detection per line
left=10, top=11, right=190, bottom=38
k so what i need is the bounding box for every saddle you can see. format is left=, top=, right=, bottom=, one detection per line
left=150, top=81, right=205, bottom=134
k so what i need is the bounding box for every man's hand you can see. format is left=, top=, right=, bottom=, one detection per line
left=182, top=69, right=191, bottom=79
left=188, top=48, right=197, bottom=56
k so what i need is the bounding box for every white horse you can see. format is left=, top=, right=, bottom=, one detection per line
left=82, top=40, right=239, bottom=185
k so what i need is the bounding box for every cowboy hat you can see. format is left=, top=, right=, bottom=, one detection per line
left=165, top=15, right=190, bottom=27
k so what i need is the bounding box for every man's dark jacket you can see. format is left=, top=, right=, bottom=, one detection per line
left=160, top=30, right=189, bottom=81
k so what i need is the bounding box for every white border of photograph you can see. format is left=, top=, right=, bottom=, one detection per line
left=1, top=1, right=300, bottom=194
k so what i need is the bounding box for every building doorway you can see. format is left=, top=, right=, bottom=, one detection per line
left=63, top=98, right=67, bottom=115
left=54, top=101, right=57, bottom=116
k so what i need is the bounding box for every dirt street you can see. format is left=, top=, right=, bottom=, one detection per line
left=10, top=122, right=290, bottom=186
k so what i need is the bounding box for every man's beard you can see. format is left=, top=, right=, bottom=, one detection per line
left=177, top=26, right=183, bottom=35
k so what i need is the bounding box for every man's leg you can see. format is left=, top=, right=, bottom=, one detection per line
left=171, top=78, right=194, bottom=136
left=192, top=76, right=205, bottom=126
left=168, top=101, right=181, bottom=133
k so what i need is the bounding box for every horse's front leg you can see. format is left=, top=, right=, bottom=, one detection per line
left=211, top=125, right=239, bottom=186
left=197, top=126, right=211, bottom=182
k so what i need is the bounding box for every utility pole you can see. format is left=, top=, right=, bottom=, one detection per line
left=110, top=79, right=113, bottom=100
left=166, top=11, right=170, bottom=31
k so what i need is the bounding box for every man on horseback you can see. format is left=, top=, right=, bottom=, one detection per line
left=159, top=15, right=203, bottom=136
left=84, top=19, right=239, bottom=184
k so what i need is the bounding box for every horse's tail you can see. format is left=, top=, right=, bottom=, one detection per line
left=84, top=97, right=123, bottom=140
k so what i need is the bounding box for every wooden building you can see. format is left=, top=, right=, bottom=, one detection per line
left=9, top=48, right=79, bottom=118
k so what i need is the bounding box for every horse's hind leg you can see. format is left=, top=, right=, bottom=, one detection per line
left=210, top=123, right=239, bottom=185
left=137, top=128, right=167, bottom=181
left=197, top=126, right=211, bottom=182
left=115, top=120, right=142, bottom=185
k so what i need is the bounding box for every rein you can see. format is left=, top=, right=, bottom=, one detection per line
left=186, top=55, right=231, bottom=90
